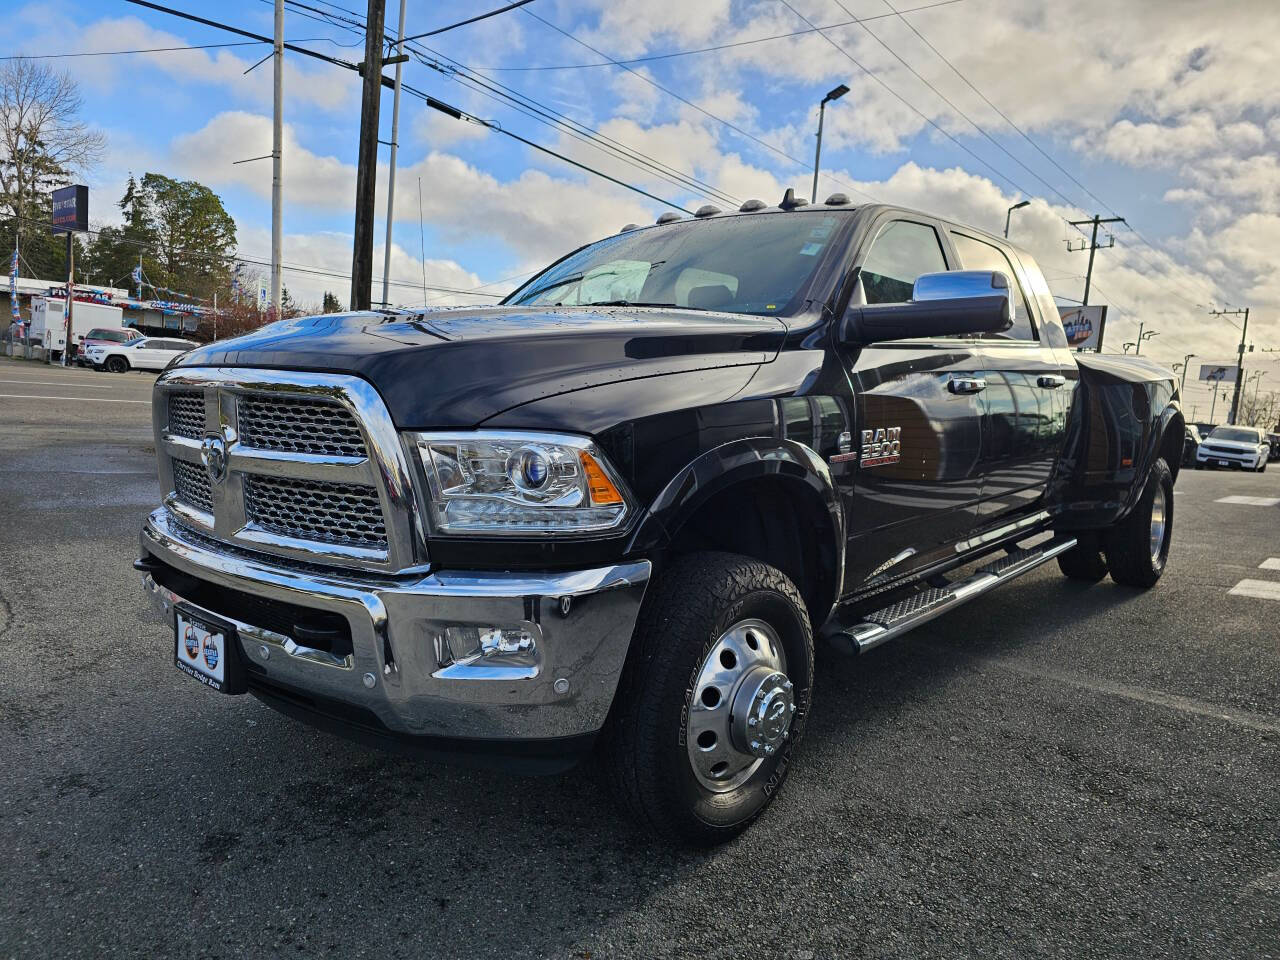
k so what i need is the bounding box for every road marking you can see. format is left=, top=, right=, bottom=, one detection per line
left=0, top=378, right=114, bottom=387
left=1260, top=558, right=1280, bottom=570
left=1228, top=579, right=1280, bottom=601
left=993, top=661, right=1280, bottom=735
left=0, top=393, right=149, bottom=404
left=1215, top=495, right=1280, bottom=506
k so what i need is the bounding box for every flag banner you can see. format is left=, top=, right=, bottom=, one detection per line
left=9, top=249, right=20, bottom=330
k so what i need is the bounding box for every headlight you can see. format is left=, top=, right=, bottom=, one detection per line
left=411, top=431, right=629, bottom=535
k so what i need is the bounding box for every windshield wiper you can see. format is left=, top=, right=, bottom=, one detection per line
left=581, top=300, right=693, bottom=309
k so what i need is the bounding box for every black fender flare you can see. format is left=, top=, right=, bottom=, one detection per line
left=626, top=437, right=845, bottom=619
left=1120, top=399, right=1184, bottom=520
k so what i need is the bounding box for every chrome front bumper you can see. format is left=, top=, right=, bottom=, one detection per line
left=140, top=509, right=650, bottom=746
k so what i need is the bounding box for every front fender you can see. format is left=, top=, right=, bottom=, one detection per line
left=627, top=437, right=845, bottom=614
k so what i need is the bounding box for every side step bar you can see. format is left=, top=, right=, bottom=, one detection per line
left=825, top=536, right=1078, bottom=655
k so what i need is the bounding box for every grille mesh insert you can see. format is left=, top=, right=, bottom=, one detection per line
left=172, top=458, right=213, bottom=513
left=238, top=396, right=366, bottom=458
left=244, top=475, right=386, bottom=549
left=167, top=392, right=205, bottom=440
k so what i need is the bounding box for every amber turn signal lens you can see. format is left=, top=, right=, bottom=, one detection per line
left=579, top=451, right=623, bottom=505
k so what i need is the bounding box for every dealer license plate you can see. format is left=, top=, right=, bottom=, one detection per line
left=174, top=609, right=240, bottom=693
left=1217, top=459, right=1231, bottom=467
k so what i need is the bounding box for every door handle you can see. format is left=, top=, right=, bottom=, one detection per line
left=1037, top=375, right=1066, bottom=389
left=948, top=377, right=987, bottom=395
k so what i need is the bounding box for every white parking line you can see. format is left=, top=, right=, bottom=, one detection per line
left=1260, top=558, right=1280, bottom=570
left=0, top=393, right=148, bottom=404
left=0, top=378, right=114, bottom=387
left=1215, top=496, right=1280, bottom=506
left=1228, top=580, right=1280, bottom=601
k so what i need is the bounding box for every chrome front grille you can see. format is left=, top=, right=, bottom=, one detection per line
left=244, top=475, right=387, bottom=548
left=167, top=391, right=205, bottom=440
left=152, top=369, right=424, bottom=572
left=238, top=395, right=366, bottom=458
left=172, top=458, right=213, bottom=513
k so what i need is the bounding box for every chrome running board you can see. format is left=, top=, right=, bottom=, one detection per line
left=825, top=536, right=1078, bottom=655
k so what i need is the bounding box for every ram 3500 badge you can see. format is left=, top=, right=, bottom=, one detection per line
left=138, top=193, right=1182, bottom=845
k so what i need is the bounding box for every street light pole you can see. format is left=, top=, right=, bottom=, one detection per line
left=811, top=83, right=849, bottom=203
left=1179, top=353, right=1196, bottom=395
left=1135, top=322, right=1158, bottom=356
left=1004, top=200, right=1030, bottom=238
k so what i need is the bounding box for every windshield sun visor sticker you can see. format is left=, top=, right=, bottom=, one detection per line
left=798, top=242, right=825, bottom=256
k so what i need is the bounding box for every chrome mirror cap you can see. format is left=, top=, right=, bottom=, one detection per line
left=913, top=270, right=1014, bottom=323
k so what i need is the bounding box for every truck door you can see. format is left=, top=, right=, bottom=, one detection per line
left=839, top=216, right=988, bottom=591
left=946, top=230, right=1069, bottom=526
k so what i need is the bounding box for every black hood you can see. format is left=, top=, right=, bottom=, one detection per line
left=174, top=306, right=787, bottom=428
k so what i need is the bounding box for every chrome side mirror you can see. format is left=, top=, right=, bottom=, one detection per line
left=913, top=270, right=1015, bottom=325
left=841, top=270, right=1014, bottom=344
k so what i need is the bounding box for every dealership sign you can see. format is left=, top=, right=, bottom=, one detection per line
left=50, top=185, right=88, bottom=234
left=1199, top=364, right=1239, bottom=383
left=1058, top=304, right=1108, bottom=351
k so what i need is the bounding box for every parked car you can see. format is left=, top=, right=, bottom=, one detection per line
left=86, top=336, right=199, bottom=373
left=1268, top=433, right=1280, bottom=463
left=76, top=326, right=144, bottom=366
left=1182, top=424, right=1203, bottom=466
left=136, top=195, right=1183, bottom=845
left=1195, top=425, right=1269, bottom=472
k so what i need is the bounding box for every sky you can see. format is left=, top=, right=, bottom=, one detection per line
left=7, top=0, right=1280, bottom=420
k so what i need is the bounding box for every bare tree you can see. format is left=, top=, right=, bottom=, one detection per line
left=0, top=58, right=105, bottom=245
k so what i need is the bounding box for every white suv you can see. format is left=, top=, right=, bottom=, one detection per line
left=1196, top=425, right=1270, bottom=472
left=86, top=337, right=199, bottom=373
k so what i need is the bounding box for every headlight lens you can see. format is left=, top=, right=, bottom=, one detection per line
left=411, top=431, right=629, bottom=535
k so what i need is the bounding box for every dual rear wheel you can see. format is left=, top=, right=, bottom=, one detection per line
left=1058, top=457, right=1173, bottom=588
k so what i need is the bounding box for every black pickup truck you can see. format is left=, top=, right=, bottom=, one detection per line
left=138, top=192, right=1183, bottom=845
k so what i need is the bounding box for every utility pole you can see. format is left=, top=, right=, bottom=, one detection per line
left=270, top=0, right=284, bottom=318
left=380, top=0, right=407, bottom=308
left=351, top=0, right=387, bottom=311
left=1067, top=214, right=1125, bottom=306
left=60, top=233, right=74, bottom=366
left=1210, top=307, right=1250, bottom=424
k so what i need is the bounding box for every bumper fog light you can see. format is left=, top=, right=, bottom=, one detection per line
left=440, top=625, right=539, bottom=669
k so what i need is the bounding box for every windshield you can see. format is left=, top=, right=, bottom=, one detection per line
left=505, top=212, right=852, bottom=315
left=87, top=329, right=134, bottom=343
left=1209, top=426, right=1262, bottom=443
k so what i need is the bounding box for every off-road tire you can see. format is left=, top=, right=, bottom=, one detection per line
left=605, top=552, right=814, bottom=846
left=1057, top=533, right=1108, bottom=582
left=105, top=355, right=129, bottom=374
left=1104, top=457, right=1173, bottom=588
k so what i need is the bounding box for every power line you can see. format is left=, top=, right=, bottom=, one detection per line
left=0, top=41, right=265, bottom=60
left=520, top=8, right=879, bottom=203
left=3, top=212, right=504, bottom=299
left=469, top=0, right=965, bottom=71
left=402, top=0, right=537, bottom=44
left=408, top=45, right=742, bottom=207
left=879, top=0, right=1230, bottom=312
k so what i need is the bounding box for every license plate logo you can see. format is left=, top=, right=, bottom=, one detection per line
left=175, top=612, right=227, bottom=690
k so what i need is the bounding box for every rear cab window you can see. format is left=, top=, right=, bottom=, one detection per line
left=949, top=232, right=1037, bottom=341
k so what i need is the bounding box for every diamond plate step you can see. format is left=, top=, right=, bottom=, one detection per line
left=824, top=536, right=1078, bottom=655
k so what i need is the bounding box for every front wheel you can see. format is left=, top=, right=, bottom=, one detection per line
left=606, top=552, right=814, bottom=846
left=1104, top=458, right=1173, bottom=588
left=105, top=355, right=129, bottom=374
left=1057, top=533, right=1108, bottom=582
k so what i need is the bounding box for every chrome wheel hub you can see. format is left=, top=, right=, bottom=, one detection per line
left=1149, top=485, right=1167, bottom=562
left=686, top=618, right=792, bottom=793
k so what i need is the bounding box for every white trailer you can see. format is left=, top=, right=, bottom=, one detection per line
left=29, top=296, right=126, bottom=359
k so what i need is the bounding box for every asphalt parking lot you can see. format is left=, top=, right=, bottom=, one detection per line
left=1, top=356, right=1277, bottom=960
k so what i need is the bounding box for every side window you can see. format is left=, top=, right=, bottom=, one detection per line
left=859, top=220, right=947, bottom=304
left=949, top=232, right=1036, bottom=341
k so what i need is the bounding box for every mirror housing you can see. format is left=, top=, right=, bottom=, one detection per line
left=841, top=270, right=1014, bottom=344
